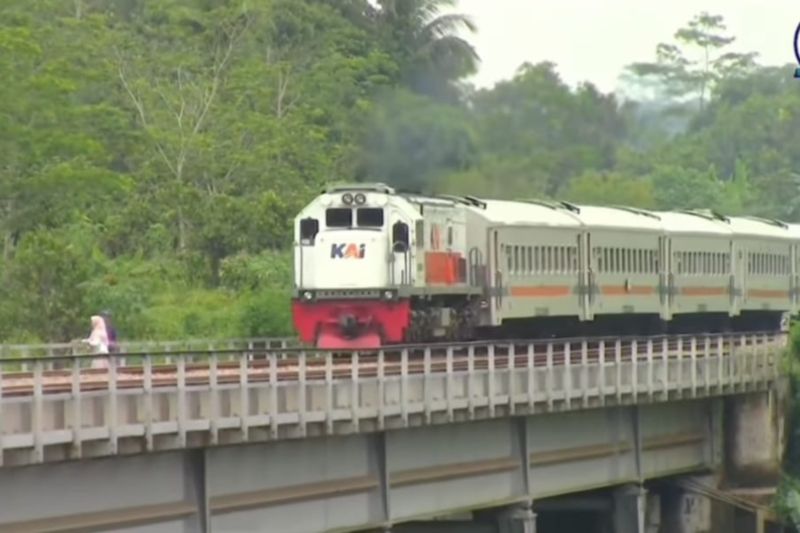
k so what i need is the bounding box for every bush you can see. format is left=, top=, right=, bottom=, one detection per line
left=238, top=288, right=294, bottom=338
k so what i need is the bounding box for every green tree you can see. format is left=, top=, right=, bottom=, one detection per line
left=1, top=224, right=105, bottom=342
left=624, top=12, right=757, bottom=111
left=563, top=172, right=655, bottom=208
left=376, top=0, right=479, bottom=100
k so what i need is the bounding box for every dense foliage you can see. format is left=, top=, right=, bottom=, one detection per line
left=1, top=2, right=798, bottom=343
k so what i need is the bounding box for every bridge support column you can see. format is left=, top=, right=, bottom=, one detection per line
left=613, top=484, right=660, bottom=533
left=660, top=482, right=712, bottom=533
left=474, top=502, right=536, bottom=533
left=726, top=390, right=785, bottom=486
left=496, top=502, right=537, bottom=533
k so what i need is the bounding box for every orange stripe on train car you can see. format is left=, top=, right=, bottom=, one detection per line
left=509, top=285, right=572, bottom=297
left=747, top=289, right=789, bottom=299
left=600, top=285, right=655, bottom=296
left=680, top=287, right=727, bottom=296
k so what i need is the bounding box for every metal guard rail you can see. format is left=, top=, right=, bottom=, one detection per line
left=0, top=331, right=786, bottom=467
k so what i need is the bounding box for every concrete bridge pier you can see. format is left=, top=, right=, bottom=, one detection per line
left=726, top=389, right=787, bottom=487
left=612, top=484, right=661, bottom=533
left=496, top=502, right=537, bottom=533
left=471, top=502, right=537, bottom=533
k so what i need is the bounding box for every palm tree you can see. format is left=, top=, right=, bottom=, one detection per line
left=376, top=0, right=480, bottom=98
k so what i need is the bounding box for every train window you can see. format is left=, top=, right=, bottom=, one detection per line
left=514, top=246, right=520, bottom=274
left=416, top=220, right=425, bottom=249
left=357, top=208, right=384, bottom=227
left=299, top=217, right=319, bottom=244
left=527, top=247, right=533, bottom=273
left=326, top=208, right=352, bottom=227
left=565, top=247, right=571, bottom=273
left=447, top=226, right=453, bottom=246
left=506, top=246, right=513, bottom=272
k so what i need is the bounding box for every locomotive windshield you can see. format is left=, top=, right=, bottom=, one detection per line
left=325, top=207, right=384, bottom=228
left=356, top=208, right=383, bottom=227
left=325, top=208, right=352, bottom=227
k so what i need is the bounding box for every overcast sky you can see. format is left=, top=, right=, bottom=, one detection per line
left=449, top=0, right=798, bottom=93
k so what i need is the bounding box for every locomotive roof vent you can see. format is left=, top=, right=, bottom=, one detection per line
left=680, top=208, right=730, bottom=223
left=521, top=198, right=581, bottom=214
left=324, top=182, right=395, bottom=195
left=610, top=205, right=662, bottom=220
left=742, top=215, right=789, bottom=229
left=437, top=194, right=487, bottom=209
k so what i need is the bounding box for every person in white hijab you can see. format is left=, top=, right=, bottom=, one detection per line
left=83, top=315, right=109, bottom=369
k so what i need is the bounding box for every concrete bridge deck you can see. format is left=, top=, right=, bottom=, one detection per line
left=0, top=332, right=787, bottom=532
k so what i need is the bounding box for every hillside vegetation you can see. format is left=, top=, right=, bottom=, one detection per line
left=1, top=2, right=798, bottom=343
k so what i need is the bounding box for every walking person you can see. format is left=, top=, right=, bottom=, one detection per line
left=100, top=310, right=122, bottom=366
left=100, top=310, right=118, bottom=351
left=82, top=315, right=110, bottom=369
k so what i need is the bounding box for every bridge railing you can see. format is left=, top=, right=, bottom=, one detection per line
left=0, top=336, right=299, bottom=363
left=0, top=331, right=785, bottom=467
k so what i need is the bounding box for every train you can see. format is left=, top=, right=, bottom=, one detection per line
left=291, top=183, right=798, bottom=349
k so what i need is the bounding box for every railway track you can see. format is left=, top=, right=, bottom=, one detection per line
left=0, top=331, right=781, bottom=398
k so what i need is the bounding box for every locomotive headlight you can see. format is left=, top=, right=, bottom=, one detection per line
left=341, top=193, right=354, bottom=205
left=354, top=193, right=366, bottom=205
left=383, top=290, right=395, bottom=300
left=302, top=291, right=313, bottom=301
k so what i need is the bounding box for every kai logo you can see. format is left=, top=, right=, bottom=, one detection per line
left=330, top=243, right=366, bottom=259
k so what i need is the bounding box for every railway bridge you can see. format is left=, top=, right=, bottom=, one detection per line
left=0, top=332, right=790, bottom=533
